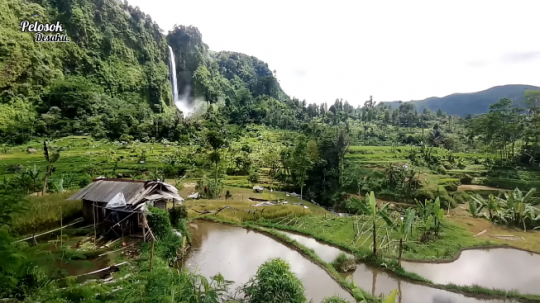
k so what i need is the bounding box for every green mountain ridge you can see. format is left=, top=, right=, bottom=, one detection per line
left=383, top=84, right=540, bottom=116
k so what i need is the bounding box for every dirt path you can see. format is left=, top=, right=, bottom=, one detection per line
left=448, top=202, right=540, bottom=253
left=457, top=185, right=504, bottom=191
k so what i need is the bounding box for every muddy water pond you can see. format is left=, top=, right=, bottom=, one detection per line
left=183, top=221, right=354, bottom=302
left=402, top=248, right=540, bottom=295
left=277, top=230, right=516, bottom=303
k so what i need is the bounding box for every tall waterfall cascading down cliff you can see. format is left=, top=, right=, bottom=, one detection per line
left=168, top=46, right=179, bottom=102
left=168, top=45, right=195, bottom=118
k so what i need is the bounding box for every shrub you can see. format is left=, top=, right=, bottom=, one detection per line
left=452, top=191, right=470, bottom=204
left=443, top=183, right=458, bottom=192
left=436, top=165, right=447, bottom=175
left=146, top=207, right=183, bottom=262
left=243, top=258, right=305, bottom=303
left=414, top=187, right=435, bottom=202
left=437, top=186, right=456, bottom=209
left=169, top=205, right=187, bottom=228
left=460, top=174, right=473, bottom=185
left=147, top=207, right=173, bottom=240
left=443, top=162, right=453, bottom=170
left=331, top=253, right=356, bottom=272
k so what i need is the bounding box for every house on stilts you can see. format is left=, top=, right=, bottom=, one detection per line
left=67, top=178, right=184, bottom=241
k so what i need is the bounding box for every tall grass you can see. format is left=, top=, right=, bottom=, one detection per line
left=185, top=199, right=312, bottom=223
left=11, top=191, right=82, bottom=236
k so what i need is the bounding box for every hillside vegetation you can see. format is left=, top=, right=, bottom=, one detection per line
left=2, top=0, right=540, bottom=302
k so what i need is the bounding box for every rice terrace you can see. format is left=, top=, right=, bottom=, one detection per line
left=1, top=0, right=540, bottom=302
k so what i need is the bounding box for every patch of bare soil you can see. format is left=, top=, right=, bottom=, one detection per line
left=448, top=202, right=540, bottom=253
left=457, top=185, right=504, bottom=191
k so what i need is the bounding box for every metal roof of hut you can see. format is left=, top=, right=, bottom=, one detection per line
left=68, top=178, right=183, bottom=210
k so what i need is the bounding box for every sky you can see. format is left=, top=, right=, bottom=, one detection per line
left=127, top=0, right=540, bottom=106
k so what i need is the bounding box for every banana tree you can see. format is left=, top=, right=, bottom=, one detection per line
left=504, top=188, right=538, bottom=231
left=416, top=197, right=444, bottom=237
left=431, top=198, right=444, bottom=236
left=42, top=141, right=62, bottom=195
left=347, top=191, right=393, bottom=256
left=394, top=208, right=416, bottom=265
left=346, top=277, right=399, bottom=303
left=471, top=194, right=503, bottom=224
left=468, top=197, right=484, bottom=218
left=26, top=164, right=41, bottom=193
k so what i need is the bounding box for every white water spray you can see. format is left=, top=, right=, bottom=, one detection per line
left=168, top=45, right=200, bottom=118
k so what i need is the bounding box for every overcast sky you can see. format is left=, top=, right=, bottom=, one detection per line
left=127, top=0, right=540, bottom=106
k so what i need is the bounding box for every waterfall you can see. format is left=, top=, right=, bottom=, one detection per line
left=168, top=45, right=202, bottom=118
left=168, top=46, right=179, bottom=102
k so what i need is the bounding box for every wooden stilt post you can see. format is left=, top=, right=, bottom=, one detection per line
left=93, top=202, right=97, bottom=248
left=142, top=213, right=146, bottom=242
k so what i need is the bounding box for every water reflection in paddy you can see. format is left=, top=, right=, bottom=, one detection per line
left=402, top=248, right=540, bottom=295
left=278, top=230, right=516, bottom=303
left=183, top=221, right=353, bottom=302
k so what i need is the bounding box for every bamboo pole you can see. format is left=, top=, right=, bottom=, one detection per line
left=150, top=240, right=155, bottom=272
left=60, top=208, right=63, bottom=248
left=13, top=218, right=84, bottom=243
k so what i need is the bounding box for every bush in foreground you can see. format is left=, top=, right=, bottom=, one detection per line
left=244, top=258, right=306, bottom=303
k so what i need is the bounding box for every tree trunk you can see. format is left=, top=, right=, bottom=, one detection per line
left=42, top=166, right=49, bottom=196
left=372, top=221, right=377, bottom=256
left=398, top=238, right=403, bottom=266
left=300, top=185, right=303, bottom=201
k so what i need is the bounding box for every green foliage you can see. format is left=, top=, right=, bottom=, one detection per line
left=11, top=192, right=81, bottom=236
left=452, top=191, right=470, bottom=204
left=470, top=188, right=540, bottom=230
left=460, top=174, right=473, bottom=185
left=0, top=192, right=49, bottom=299
left=243, top=258, right=306, bottom=303
left=169, top=205, right=188, bottom=228
left=347, top=192, right=393, bottom=256
left=248, top=170, right=260, bottom=185
left=436, top=186, right=456, bottom=209
left=147, top=206, right=173, bottom=240
left=330, top=253, right=356, bottom=273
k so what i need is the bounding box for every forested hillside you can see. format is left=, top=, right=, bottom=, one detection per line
left=0, top=0, right=177, bottom=143
left=384, top=84, right=540, bottom=116
left=0, top=0, right=294, bottom=144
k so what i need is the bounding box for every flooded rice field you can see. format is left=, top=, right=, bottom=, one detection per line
left=183, top=221, right=528, bottom=302
left=183, top=221, right=354, bottom=302
left=277, top=230, right=517, bottom=303
left=402, top=248, right=540, bottom=295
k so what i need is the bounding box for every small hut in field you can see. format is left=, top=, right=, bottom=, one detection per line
left=67, top=178, right=183, bottom=239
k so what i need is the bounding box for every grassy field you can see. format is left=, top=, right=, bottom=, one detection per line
left=11, top=191, right=82, bottom=236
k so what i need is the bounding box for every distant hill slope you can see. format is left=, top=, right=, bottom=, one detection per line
left=383, top=85, right=540, bottom=116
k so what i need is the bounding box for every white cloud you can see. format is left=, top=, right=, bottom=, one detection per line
left=127, top=0, right=540, bottom=106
